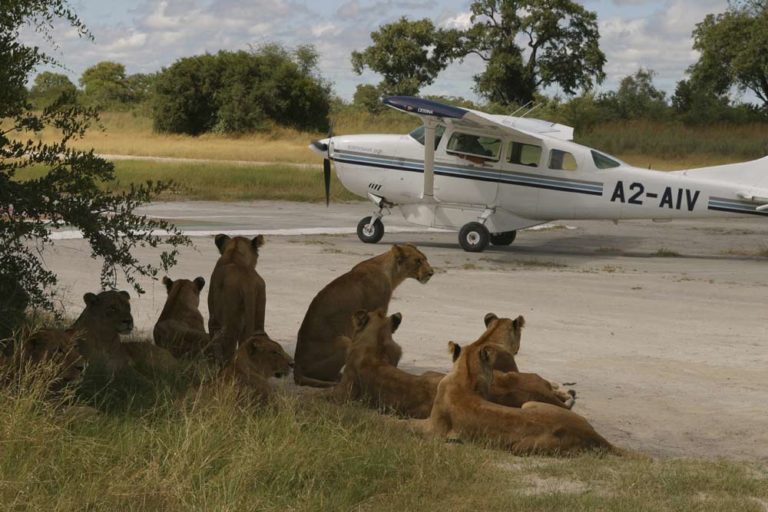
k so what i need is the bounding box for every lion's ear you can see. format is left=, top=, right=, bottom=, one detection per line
left=118, top=290, right=130, bottom=301
left=162, top=276, right=173, bottom=292
left=193, top=277, right=206, bottom=291
left=214, top=234, right=230, bottom=254
left=252, top=235, right=264, bottom=249
left=448, top=341, right=461, bottom=362
left=352, top=310, right=369, bottom=331
left=83, top=293, right=98, bottom=306
left=484, top=313, right=498, bottom=327
left=513, top=315, right=525, bottom=331
left=392, top=244, right=406, bottom=264
left=390, top=312, right=402, bottom=333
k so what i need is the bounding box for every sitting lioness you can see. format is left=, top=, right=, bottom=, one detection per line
left=294, top=244, right=434, bottom=387
left=72, top=290, right=134, bottom=372
left=332, top=309, right=444, bottom=418
left=208, top=234, right=267, bottom=362
left=219, top=333, right=294, bottom=403
left=153, top=276, right=210, bottom=358
left=426, top=339, right=620, bottom=455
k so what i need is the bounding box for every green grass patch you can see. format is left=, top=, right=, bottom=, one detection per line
left=654, top=248, right=681, bottom=257
left=14, top=160, right=359, bottom=202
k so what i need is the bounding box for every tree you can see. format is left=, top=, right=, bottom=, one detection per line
left=79, top=60, right=130, bottom=107
left=351, top=17, right=463, bottom=96
left=153, top=45, right=331, bottom=135
left=599, top=68, right=668, bottom=120
left=352, top=84, right=383, bottom=113
left=28, top=71, right=77, bottom=108
left=463, top=0, right=606, bottom=106
left=1, top=1, right=186, bottom=338
left=689, top=3, right=768, bottom=107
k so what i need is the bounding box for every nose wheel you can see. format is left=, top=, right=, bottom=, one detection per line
left=357, top=216, right=384, bottom=243
left=458, top=222, right=490, bottom=252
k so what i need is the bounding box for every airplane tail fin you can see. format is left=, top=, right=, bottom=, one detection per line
left=672, top=156, right=768, bottom=191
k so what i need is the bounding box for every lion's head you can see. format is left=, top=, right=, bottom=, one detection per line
left=215, top=234, right=264, bottom=268
left=230, top=333, right=294, bottom=384
left=392, top=244, right=434, bottom=284
left=21, top=328, right=86, bottom=385
left=476, top=313, right=525, bottom=372
left=350, top=309, right=403, bottom=365
left=447, top=339, right=506, bottom=397
left=162, top=276, right=205, bottom=308
left=82, top=290, right=134, bottom=334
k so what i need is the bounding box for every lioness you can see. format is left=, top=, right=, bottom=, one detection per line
left=478, top=313, right=575, bottom=409
left=18, top=328, right=86, bottom=390
left=426, top=339, right=619, bottom=455
left=219, top=333, right=294, bottom=403
left=72, top=290, right=134, bottom=372
left=294, top=244, right=434, bottom=387
left=208, top=234, right=267, bottom=361
left=332, top=309, right=444, bottom=418
left=153, top=276, right=210, bottom=358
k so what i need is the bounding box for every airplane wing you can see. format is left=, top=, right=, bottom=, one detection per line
left=383, top=96, right=574, bottom=143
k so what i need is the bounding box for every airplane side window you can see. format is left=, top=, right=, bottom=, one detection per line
left=591, top=150, right=621, bottom=169
left=446, top=133, right=501, bottom=161
left=508, top=142, right=541, bottom=167
left=548, top=149, right=578, bottom=171
left=409, top=125, right=445, bottom=149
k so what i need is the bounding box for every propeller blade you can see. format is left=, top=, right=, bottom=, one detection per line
left=323, top=157, right=331, bottom=207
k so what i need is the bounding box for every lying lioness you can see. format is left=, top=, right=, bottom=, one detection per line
left=294, top=244, right=434, bottom=387
left=332, top=309, right=444, bottom=418
left=426, top=338, right=620, bottom=455
left=219, top=333, right=294, bottom=403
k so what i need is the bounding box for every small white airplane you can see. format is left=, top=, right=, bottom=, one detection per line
left=310, top=96, right=768, bottom=252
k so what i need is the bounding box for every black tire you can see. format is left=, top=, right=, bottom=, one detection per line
left=490, top=230, right=517, bottom=246
left=357, top=216, right=384, bottom=244
left=458, top=222, right=490, bottom=252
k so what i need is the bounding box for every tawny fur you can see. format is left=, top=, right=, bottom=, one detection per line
left=153, top=276, right=210, bottom=358
left=426, top=338, right=619, bottom=455
left=16, top=328, right=86, bottom=390
left=72, top=290, right=134, bottom=372
left=218, top=333, right=293, bottom=403
left=294, top=244, right=434, bottom=387
left=332, top=310, right=444, bottom=418
left=208, top=234, right=267, bottom=362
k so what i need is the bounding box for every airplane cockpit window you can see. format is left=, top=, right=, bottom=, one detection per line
left=508, top=142, right=542, bottom=167
left=548, top=149, right=578, bottom=171
left=409, top=125, right=445, bottom=149
left=446, top=132, right=501, bottom=161
left=591, top=150, right=621, bottom=169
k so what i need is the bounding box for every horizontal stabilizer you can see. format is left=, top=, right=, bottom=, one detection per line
left=673, top=156, right=768, bottom=191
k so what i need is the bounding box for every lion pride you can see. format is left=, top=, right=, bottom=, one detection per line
left=294, top=244, right=434, bottom=387
left=153, top=276, right=210, bottom=358
left=208, top=234, right=267, bottom=362
left=426, top=337, right=620, bottom=455
left=332, top=309, right=443, bottom=418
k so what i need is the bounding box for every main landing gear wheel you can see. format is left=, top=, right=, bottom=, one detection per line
left=357, top=216, right=384, bottom=243
left=490, top=230, right=517, bottom=246
left=458, top=222, right=490, bottom=252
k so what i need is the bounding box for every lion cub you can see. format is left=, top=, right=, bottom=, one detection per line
left=219, top=333, right=294, bottom=403
left=208, top=234, right=268, bottom=362
left=294, top=244, right=434, bottom=387
left=332, top=310, right=444, bottom=418
left=153, top=276, right=210, bottom=358
left=427, top=338, right=619, bottom=455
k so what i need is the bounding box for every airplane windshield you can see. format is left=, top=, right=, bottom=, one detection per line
left=409, top=125, right=445, bottom=149
left=591, top=150, right=621, bottom=169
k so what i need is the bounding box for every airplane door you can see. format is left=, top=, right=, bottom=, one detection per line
left=433, top=131, right=500, bottom=206
left=494, top=140, right=542, bottom=220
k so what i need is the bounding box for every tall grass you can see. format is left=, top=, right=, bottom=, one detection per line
left=2, top=351, right=767, bottom=511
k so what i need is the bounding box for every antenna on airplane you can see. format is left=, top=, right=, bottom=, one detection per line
left=509, top=101, right=533, bottom=117
left=520, top=103, right=542, bottom=118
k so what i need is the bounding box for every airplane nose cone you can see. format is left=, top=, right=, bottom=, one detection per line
left=309, top=138, right=330, bottom=156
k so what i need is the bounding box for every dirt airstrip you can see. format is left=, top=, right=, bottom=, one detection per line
left=43, top=200, right=768, bottom=460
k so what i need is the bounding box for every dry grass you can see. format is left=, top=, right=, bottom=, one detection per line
left=1, top=346, right=767, bottom=512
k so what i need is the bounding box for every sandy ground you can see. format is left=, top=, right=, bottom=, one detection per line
left=43, top=200, right=768, bottom=461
